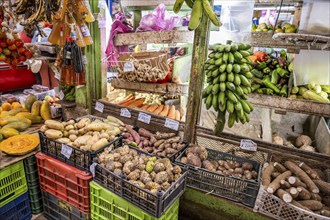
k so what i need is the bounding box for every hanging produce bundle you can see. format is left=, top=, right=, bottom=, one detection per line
left=173, top=0, right=221, bottom=30
left=202, top=42, right=254, bottom=130
left=250, top=50, right=293, bottom=97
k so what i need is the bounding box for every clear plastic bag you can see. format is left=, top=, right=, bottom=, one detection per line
left=136, top=3, right=180, bottom=32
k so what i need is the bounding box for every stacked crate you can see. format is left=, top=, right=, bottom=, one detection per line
left=23, top=155, right=43, bottom=214
left=0, top=161, right=32, bottom=220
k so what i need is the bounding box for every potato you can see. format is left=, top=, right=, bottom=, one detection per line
left=69, top=135, right=77, bottom=142
left=91, top=138, right=108, bottom=151
left=78, top=127, right=88, bottom=135
left=56, top=137, right=71, bottom=144
left=65, top=125, right=74, bottom=131
left=77, top=118, right=91, bottom=128
left=242, top=162, right=253, bottom=170
left=187, top=153, right=201, bottom=167
left=63, top=130, right=69, bottom=137
left=69, top=130, right=79, bottom=135
left=45, top=120, right=64, bottom=130
left=74, top=135, right=92, bottom=147
left=66, top=120, right=75, bottom=125
left=45, top=129, right=63, bottom=139
left=100, top=133, right=110, bottom=140
left=87, top=134, right=100, bottom=146
left=40, top=125, right=48, bottom=132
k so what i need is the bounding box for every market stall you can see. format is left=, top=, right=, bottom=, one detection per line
left=0, top=0, right=329, bottom=220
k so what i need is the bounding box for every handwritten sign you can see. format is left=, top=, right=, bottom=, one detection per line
left=138, top=112, right=151, bottom=124
left=165, top=118, right=179, bottom=131
left=95, top=102, right=104, bottom=113
left=240, top=139, right=257, bottom=152
left=61, top=144, right=73, bottom=159
left=120, top=108, right=131, bottom=118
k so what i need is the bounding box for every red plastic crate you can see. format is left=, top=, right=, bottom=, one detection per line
left=35, top=152, right=92, bottom=212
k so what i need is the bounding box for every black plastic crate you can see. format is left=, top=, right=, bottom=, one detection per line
left=125, top=127, right=188, bottom=161
left=94, top=145, right=187, bottom=218
left=0, top=192, right=32, bottom=220
left=39, top=131, right=123, bottom=172
left=23, top=155, right=39, bottom=187
left=175, top=148, right=261, bottom=207
left=41, top=190, right=90, bottom=220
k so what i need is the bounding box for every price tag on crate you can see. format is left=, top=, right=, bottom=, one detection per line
left=138, top=112, right=151, bottom=124
left=61, top=144, right=73, bottom=159
left=120, top=108, right=131, bottom=118
left=240, top=139, right=257, bottom=152
left=165, top=118, right=179, bottom=131
left=123, top=62, right=134, bottom=72
left=90, top=162, right=97, bottom=177
left=95, top=101, right=104, bottom=113
left=59, top=90, right=65, bottom=100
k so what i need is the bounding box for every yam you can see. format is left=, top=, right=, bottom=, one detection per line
left=274, top=162, right=287, bottom=173
left=138, top=128, right=154, bottom=138
left=286, top=187, right=299, bottom=199
left=299, top=162, right=320, bottom=180
left=267, top=171, right=292, bottom=194
left=321, top=210, right=330, bottom=217
left=175, top=110, right=181, bottom=121
left=126, top=125, right=140, bottom=144
left=280, top=180, right=291, bottom=189
left=297, top=186, right=311, bottom=200
left=159, top=105, right=170, bottom=117
left=140, top=104, right=150, bottom=111
left=310, top=193, right=322, bottom=201
left=167, top=105, right=176, bottom=119
left=128, top=98, right=145, bottom=108
left=276, top=188, right=293, bottom=203
left=155, top=132, right=176, bottom=140
left=284, top=161, right=319, bottom=194
left=297, top=200, right=323, bottom=211
left=120, top=98, right=138, bottom=107
left=153, top=105, right=164, bottom=115
left=262, top=163, right=274, bottom=187
left=288, top=176, right=307, bottom=188
left=313, top=180, right=330, bottom=196
left=291, top=200, right=311, bottom=212
left=272, top=172, right=281, bottom=179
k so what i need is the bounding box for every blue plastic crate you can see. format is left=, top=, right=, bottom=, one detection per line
left=0, top=192, right=32, bottom=220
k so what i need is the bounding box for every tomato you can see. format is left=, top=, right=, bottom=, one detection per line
left=6, top=38, right=15, bottom=46
left=15, top=39, right=24, bottom=48
left=24, top=50, right=32, bottom=59
left=8, top=44, right=16, bottom=50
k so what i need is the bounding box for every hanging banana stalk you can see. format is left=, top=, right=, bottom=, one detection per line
left=173, top=0, right=221, bottom=31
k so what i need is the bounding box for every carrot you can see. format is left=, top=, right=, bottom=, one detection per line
left=153, top=105, right=164, bottom=115
left=175, top=110, right=181, bottom=121
left=147, top=104, right=158, bottom=112
left=140, top=104, right=150, bottom=111
left=159, top=105, right=170, bottom=117
left=128, top=98, right=145, bottom=108
left=167, top=105, right=176, bottom=119
left=117, top=94, right=134, bottom=105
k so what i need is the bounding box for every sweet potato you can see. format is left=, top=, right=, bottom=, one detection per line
left=267, top=170, right=292, bottom=194
left=147, top=104, right=159, bottom=113
left=167, top=105, right=176, bottom=119
left=126, top=125, right=140, bottom=144
left=284, top=161, right=319, bottom=193
left=155, top=132, right=176, bottom=139
left=120, top=98, right=137, bottom=107
left=128, top=98, right=145, bottom=108
left=140, top=104, right=150, bottom=111
left=138, top=128, right=154, bottom=138
left=165, top=136, right=181, bottom=144
left=117, top=94, right=134, bottom=105
left=297, top=200, right=323, bottom=211
left=175, top=110, right=181, bottom=121
left=154, top=139, right=165, bottom=147
left=262, top=163, right=274, bottom=187
left=153, top=105, right=164, bottom=115
left=187, top=153, right=202, bottom=167
left=159, top=105, right=170, bottom=117
left=202, top=160, right=216, bottom=171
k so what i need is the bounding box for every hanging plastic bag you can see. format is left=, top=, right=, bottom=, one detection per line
left=105, top=13, right=133, bottom=67
left=136, top=3, right=180, bottom=32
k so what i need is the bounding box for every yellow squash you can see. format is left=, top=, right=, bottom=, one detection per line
left=0, top=134, right=40, bottom=155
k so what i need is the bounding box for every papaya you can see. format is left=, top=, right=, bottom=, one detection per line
left=3, top=122, right=31, bottom=132
left=0, top=128, right=20, bottom=138
left=0, top=134, right=3, bottom=142
left=11, top=102, right=22, bottom=109
left=1, top=102, right=12, bottom=111
left=0, top=116, right=32, bottom=126
left=25, top=94, right=37, bottom=111
left=15, top=112, right=42, bottom=124
left=31, top=101, right=42, bottom=116
left=40, top=101, right=51, bottom=120
left=1, top=108, right=28, bottom=117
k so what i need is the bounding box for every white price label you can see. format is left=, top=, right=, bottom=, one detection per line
left=61, top=144, right=73, bottom=159
left=165, top=118, right=179, bottom=131
left=90, top=162, right=97, bottom=177
left=123, top=62, right=134, bottom=72
left=240, top=139, right=257, bottom=152
left=107, top=71, right=118, bottom=78
left=59, top=91, right=65, bottom=100
left=54, top=72, right=60, bottom=80
left=120, top=108, right=131, bottom=118
left=138, top=112, right=151, bottom=124
left=95, top=101, right=104, bottom=113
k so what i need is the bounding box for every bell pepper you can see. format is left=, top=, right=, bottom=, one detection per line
left=276, top=67, right=288, bottom=77
left=280, top=85, right=288, bottom=97
left=256, top=62, right=267, bottom=70
left=263, top=77, right=281, bottom=94
left=262, top=67, right=271, bottom=74
left=254, top=51, right=269, bottom=62
left=271, top=70, right=279, bottom=84
left=280, top=49, right=287, bottom=59
left=251, top=69, right=264, bottom=79
left=251, top=84, right=261, bottom=92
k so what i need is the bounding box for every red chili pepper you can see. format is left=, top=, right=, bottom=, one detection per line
left=254, top=51, right=269, bottom=62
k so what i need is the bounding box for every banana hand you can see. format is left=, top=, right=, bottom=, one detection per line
left=202, top=0, right=221, bottom=27
left=173, top=0, right=185, bottom=13
left=188, top=0, right=202, bottom=31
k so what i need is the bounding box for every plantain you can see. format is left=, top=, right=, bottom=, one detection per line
left=201, top=0, right=221, bottom=26
left=20, top=0, right=44, bottom=26
left=188, top=0, right=203, bottom=31
left=173, top=0, right=185, bottom=13
left=185, top=0, right=194, bottom=8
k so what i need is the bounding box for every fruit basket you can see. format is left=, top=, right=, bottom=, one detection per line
left=36, top=152, right=92, bottom=212
left=175, top=148, right=261, bottom=207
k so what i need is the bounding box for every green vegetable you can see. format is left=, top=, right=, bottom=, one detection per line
left=302, top=90, right=330, bottom=103
left=271, top=70, right=279, bottom=84
left=257, top=62, right=267, bottom=70
left=276, top=68, right=288, bottom=77
left=313, top=85, right=322, bottom=94
left=251, top=84, right=261, bottom=92
left=321, top=85, right=330, bottom=93
left=280, top=85, right=288, bottom=97
left=262, top=67, right=271, bottom=74
left=263, top=77, right=281, bottom=94
left=291, top=86, right=299, bottom=94
left=299, top=87, right=308, bottom=95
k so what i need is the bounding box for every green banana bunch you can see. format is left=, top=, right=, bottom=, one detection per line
left=173, top=0, right=221, bottom=31
left=203, top=42, right=254, bottom=131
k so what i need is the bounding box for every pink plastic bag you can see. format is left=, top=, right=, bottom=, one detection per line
left=136, top=4, right=180, bottom=32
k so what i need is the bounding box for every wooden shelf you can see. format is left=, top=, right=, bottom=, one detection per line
left=250, top=33, right=330, bottom=52
left=247, top=93, right=330, bottom=117
left=121, top=0, right=176, bottom=7
left=111, top=78, right=189, bottom=95
left=114, top=30, right=194, bottom=46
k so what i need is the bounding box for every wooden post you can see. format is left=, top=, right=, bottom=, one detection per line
left=183, top=11, right=211, bottom=143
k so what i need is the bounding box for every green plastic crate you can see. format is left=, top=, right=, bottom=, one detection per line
left=0, top=161, right=28, bottom=207
left=28, top=185, right=43, bottom=214
left=23, top=155, right=39, bottom=187
left=90, top=181, right=179, bottom=220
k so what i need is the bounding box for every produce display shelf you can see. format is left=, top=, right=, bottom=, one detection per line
left=42, top=190, right=90, bottom=220
left=93, top=144, right=187, bottom=218
left=247, top=93, right=330, bottom=117
left=36, top=152, right=92, bottom=213
left=114, top=30, right=194, bottom=46
left=111, top=79, right=189, bottom=96
left=0, top=160, right=28, bottom=207
left=0, top=192, right=32, bottom=220
left=90, top=181, right=180, bottom=220
left=175, top=148, right=261, bottom=208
